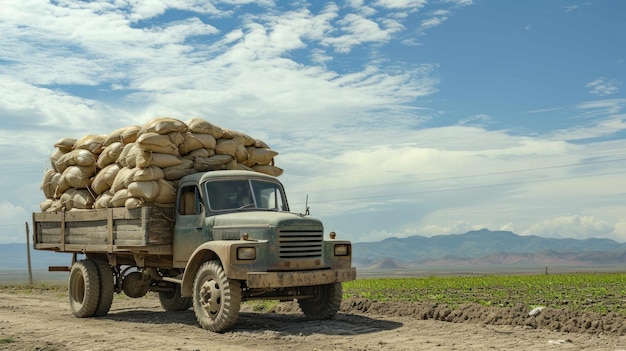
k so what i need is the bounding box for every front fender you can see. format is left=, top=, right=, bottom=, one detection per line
left=180, top=241, right=234, bottom=297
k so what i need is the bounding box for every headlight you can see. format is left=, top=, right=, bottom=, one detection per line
left=237, top=247, right=256, bottom=260
left=334, top=244, right=350, bottom=256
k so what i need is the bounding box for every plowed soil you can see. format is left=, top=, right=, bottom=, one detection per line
left=1, top=289, right=625, bottom=351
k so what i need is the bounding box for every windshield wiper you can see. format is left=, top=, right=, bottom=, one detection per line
left=236, top=203, right=256, bottom=210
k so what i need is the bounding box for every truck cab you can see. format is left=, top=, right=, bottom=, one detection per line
left=174, top=171, right=353, bottom=272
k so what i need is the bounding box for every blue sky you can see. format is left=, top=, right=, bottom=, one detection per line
left=1, top=0, right=625, bottom=244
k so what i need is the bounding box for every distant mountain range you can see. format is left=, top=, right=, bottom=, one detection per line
left=2, top=229, right=625, bottom=271
left=353, top=229, right=626, bottom=268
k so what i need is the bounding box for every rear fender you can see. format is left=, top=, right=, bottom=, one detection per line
left=180, top=242, right=233, bottom=297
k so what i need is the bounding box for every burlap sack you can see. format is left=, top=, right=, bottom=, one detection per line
left=139, top=117, right=188, bottom=135
left=235, top=144, right=248, bottom=163
left=179, top=133, right=217, bottom=155
left=55, top=165, right=96, bottom=196
left=254, top=165, right=283, bottom=177
left=196, top=133, right=217, bottom=149
left=194, top=155, right=232, bottom=172
left=255, top=139, right=270, bottom=149
left=60, top=188, right=94, bottom=210
left=103, top=125, right=141, bottom=146
left=184, top=148, right=211, bottom=159
left=136, top=133, right=179, bottom=155
left=125, top=197, right=144, bottom=210
left=74, top=134, right=106, bottom=154
left=40, top=199, right=54, bottom=212
left=133, top=166, right=165, bottom=182
left=92, top=164, right=120, bottom=195
left=226, top=161, right=253, bottom=172
left=215, top=136, right=244, bottom=157
left=223, top=128, right=256, bottom=146
left=54, top=138, right=76, bottom=153
left=178, top=132, right=204, bottom=155
left=117, top=143, right=134, bottom=168
left=55, top=149, right=97, bottom=173
left=128, top=181, right=160, bottom=201
left=111, top=167, right=134, bottom=192
left=185, top=118, right=226, bottom=139
left=111, top=189, right=133, bottom=207
left=97, top=142, right=124, bottom=169
left=49, top=149, right=65, bottom=173
left=246, top=147, right=278, bottom=166
left=154, top=179, right=176, bottom=204
left=168, top=131, right=185, bottom=146
left=151, top=153, right=184, bottom=168
left=94, top=190, right=114, bottom=209
left=117, top=143, right=151, bottom=168
left=163, top=159, right=197, bottom=180
left=41, top=170, right=61, bottom=199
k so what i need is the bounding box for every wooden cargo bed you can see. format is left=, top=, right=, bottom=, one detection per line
left=33, top=206, right=174, bottom=255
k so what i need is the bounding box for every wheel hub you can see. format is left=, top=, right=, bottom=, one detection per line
left=199, top=279, right=221, bottom=318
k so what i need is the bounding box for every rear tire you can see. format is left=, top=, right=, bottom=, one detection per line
left=93, top=260, right=115, bottom=317
left=192, top=261, right=241, bottom=332
left=158, top=283, right=193, bottom=311
left=68, top=260, right=100, bottom=318
left=298, top=283, right=342, bottom=320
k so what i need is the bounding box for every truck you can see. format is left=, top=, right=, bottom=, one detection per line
left=33, top=170, right=356, bottom=332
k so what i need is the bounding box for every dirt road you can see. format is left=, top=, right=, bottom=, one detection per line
left=1, top=289, right=625, bottom=351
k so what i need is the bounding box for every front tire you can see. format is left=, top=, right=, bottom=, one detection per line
left=298, top=283, right=342, bottom=320
left=192, top=261, right=241, bottom=332
left=68, top=260, right=101, bottom=318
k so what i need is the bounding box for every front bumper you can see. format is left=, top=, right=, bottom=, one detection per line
left=246, top=267, right=357, bottom=288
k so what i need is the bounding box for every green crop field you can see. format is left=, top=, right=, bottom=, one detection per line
left=343, top=272, right=626, bottom=315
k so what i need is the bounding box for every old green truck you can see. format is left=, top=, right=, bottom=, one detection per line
left=33, top=170, right=356, bottom=332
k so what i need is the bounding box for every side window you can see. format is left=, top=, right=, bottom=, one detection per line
left=178, top=186, right=201, bottom=215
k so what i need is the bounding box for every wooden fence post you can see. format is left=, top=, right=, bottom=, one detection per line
left=25, top=222, right=33, bottom=286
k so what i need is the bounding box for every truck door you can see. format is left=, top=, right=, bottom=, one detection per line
left=173, top=185, right=207, bottom=267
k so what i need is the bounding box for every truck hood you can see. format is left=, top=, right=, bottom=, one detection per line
left=207, top=211, right=323, bottom=229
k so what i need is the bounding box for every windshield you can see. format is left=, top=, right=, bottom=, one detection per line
left=204, top=179, right=288, bottom=213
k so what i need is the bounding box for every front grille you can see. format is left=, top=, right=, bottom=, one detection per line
left=278, top=229, right=323, bottom=259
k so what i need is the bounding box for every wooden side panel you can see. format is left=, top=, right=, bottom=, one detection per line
left=33, top=207, right=174, bottom=254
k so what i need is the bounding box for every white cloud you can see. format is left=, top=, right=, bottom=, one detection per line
left=548, top=114, right=626, bottom=141
left=458, top=114, right=493, bottom=126
left=373, top=0, right=427, bottom=10
left=419, top=16, right=448, bottom=32
left=0, top=202, right=30, bottom=244
left=0, top=77, right=114, bottom=130
left=442, top=0, right=473, bottom=6
left=420, top=221, right=474, bottom=236
left=522, top=215, right=614, bottom=240
left=577, top=98, right=626, bottom=115
left=347, top=0, right=378, bottom=16
left=613, top=221, right=626, bottom=242
left=586, top=77, right=622, bottom=96
left=322, top=13, right=405, bottom=53
left=499, top=223, right=517, bottom=233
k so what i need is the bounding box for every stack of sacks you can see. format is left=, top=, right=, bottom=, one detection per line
left=40, top=117, right=282, bottom=212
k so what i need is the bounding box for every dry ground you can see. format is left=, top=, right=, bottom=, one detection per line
left=1, top=287, right=626, bottom=351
